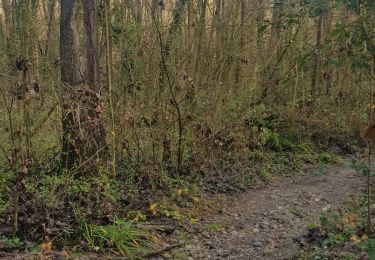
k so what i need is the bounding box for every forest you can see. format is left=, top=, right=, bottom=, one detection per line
left=0, top=0, right=375, bottom=259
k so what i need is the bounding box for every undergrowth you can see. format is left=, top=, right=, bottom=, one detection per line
left=0, top=106, right=363, bottom=256
left=299, top=194, right=375, bottom=259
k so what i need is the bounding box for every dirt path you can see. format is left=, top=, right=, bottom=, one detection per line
left=167, top=164, right=365, bottom=260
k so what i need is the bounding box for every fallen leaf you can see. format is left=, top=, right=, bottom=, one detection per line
left=55, top=250, right=69, bottom=257
left=149, top=203, right=158, bottom=216
left=40, top=241, right=52, bottom=253
left=151, top=235, right=166, bottom=245
left=189, top=218, right=198, bottom=225
left=350, top=235, right=361, bottom=244
left=192, top=196, right=200, bottom=203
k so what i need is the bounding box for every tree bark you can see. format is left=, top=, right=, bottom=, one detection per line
left=2, top=0, right=14, bottom=57
left=135, top=0, right=143, bottom=24
left=311, top=15, right=322, bottom=98
left=60, top=0, right=107, bottom=171
left=235, top=0, right=246, bottom=84
left=44, top=0, right=56, bottom=57
left=195, top=0, right=207, bottom=76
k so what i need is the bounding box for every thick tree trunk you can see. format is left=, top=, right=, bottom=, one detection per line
left=44, top=0, right=56, bottom=57
left=83, top=0, right=99, bottom=87
left=60, top=0, right=107, bottom=171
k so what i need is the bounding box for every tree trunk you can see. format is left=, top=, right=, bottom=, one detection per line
left=164, top=0, right=188, bottom=58
left=153, top=0, right=188, bottom=176
left=60, top=0, right=107, bottom=171
left=2, top=0, right=14, bottom=58
left=267, top=0, right=283, bottom=59
left=195, top=0, right=207, bottom=78
left=311, top=15, right=322, bottom=98
left=135, top=0, right=143, bottom=24
left=44, top=0, right=56, bottom=57
left=235, top=0, right=246, bottom=84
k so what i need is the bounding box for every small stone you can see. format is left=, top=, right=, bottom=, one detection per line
left=222, top=250, right=230, bottom=257
left=162, top=252, right=172, bottom=259
left=235, top=223, right=245, bottom=230
left=253, top=241, right=263, bottom=247
left=227, top=226, right=236, bottom=232
left=238, top=231, right=246, bottom=238
left=280, top=232, right=289, bottom=239
left=261, top=221, right=269, bottom=229
left=191, top=238, right=199, bottom=244
left=201, top=231, right=210, bottom=238
left=204, top=241, right=215, bottom=249
left=273, top=213, right=293, bottom=223
left=263, top=248, right=273, bottom=255
left=253, top=228, right=260, bottom=233
left=283, top=238, right=295, bottom=246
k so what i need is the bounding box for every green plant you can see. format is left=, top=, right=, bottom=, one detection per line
left=0, top=169, right=15, bottom=217
left=205, top=223, right=222, bottom=232
left=351, top=159, right=372, bottom=177
left=76, top=210, right=155, bottom=258
left=307, top=223, right=319, bottom=230
left=318, top=152, right=339, bottom=164
left=299, top=246, right=330, bottom=260
left=260, top=127, right=281, bottom=150
left=359, top=239, right=375, bottom=258
left=259, top=167, right=271, bottom=181
left=0, top=236, right=23, bottom=249
left=351, top=159, right=372, bottom=232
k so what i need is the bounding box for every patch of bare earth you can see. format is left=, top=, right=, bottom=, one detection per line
left=162, top=164, right=365, bottom=260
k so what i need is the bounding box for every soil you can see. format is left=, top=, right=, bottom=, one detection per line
left=160, top=163, right=365, bottom=260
